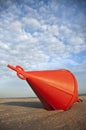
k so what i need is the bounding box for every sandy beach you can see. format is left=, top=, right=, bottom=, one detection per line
left=0, top=95, right=86, bottom=130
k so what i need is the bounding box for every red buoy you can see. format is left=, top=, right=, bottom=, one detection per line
left=7, top=64, right=80, bottom=110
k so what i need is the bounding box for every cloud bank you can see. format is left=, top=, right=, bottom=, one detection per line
left=0, top=0, right=86, bottom=79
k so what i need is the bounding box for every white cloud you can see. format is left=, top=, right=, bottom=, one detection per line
left=23, top=17, right=41, bottom=29
left=60, top=25, right=72, bottom=35
left=0, top=41, right=10, bottom=50
left=67, top=36, right=86, bottom=53
left=70, top=36, right=84, bottom=45
left=9, top=21, right=22, bottom=33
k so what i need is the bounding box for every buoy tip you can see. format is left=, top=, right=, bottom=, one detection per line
left=7, top=64, right=16, bottom=71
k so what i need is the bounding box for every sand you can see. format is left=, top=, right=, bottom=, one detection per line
left=0, top=96, right=86, bottom=130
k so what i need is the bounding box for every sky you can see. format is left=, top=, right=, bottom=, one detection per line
left=0, top=0, right=86, bottom=98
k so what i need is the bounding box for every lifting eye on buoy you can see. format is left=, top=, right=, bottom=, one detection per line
left=8, top=64, right=27, bottom=80
left=7, top=64, right=80, bottom=111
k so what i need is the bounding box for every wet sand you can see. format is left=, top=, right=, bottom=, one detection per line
left=0, top=96, right=86, bottom=130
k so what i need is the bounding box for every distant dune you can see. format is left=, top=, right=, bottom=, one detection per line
left=0, top=96, right=86, bottom=130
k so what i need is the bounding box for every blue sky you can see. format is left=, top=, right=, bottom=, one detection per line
left=0, top=0, right=86, bottom=97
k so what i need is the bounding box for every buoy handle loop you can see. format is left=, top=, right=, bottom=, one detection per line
left=7, top=64, right=26, bottom=80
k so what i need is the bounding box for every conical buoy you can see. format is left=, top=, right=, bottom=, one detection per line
left=7, top=64, right=80, bottom=110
